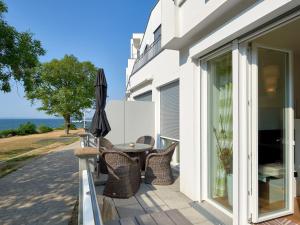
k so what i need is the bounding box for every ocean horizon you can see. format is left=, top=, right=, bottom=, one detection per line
left=0, top=118, right=87, bottom=131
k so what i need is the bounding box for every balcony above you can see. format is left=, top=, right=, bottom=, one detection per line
left=131, top=36, right=162, bottom=75
left=161, top=0, right=257, bottom=50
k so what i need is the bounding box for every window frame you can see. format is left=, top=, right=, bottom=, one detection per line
left=200, top=45, right=237, bottom=218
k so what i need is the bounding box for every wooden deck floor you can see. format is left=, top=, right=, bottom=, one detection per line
left=95, top=170, right=216, bottom=225
left=95, top=171, right=300, bottom=225
left=257, top=198, right=300, bottom=225
left=284, top=197, right=300, bottom=224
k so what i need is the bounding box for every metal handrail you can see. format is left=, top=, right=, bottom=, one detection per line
left=79, top=132, right=103, bottom=225
left=87, top=166, right=103, bottom=225
left=131, top=36, right=162, bottom=74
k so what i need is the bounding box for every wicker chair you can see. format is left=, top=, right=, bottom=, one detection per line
left=145, top=142, right=177, bottom=185
left=99, top=137, right=114, bottom=150
left=136, top=136, right=155, bottom=147
left=97, top=147, right=109, bottom=175
left=97, top=137, right=114, bottom=174
left=102, top=151, right=141, bottom=198
left=136, top=136, right=155, bottom=170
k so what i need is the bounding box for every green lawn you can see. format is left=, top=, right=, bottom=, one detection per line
left=0, top=130, right=81, bottom=178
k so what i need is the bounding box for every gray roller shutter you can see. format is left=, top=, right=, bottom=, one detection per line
left=134, top=91, right=152, bottom=102
left=160, top=80, right=179, bottom=140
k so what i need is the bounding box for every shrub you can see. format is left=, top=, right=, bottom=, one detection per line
left=37, top=125, right=53, bottom=133
left=17, top=122, right=37, bottom=135
left=55, top=125, right=64, bottom=130
left=70, top=123, right=77, bottom=130
left=0, top=129, right=18, bottom=138
left=56, top=123, right=77, bottom=130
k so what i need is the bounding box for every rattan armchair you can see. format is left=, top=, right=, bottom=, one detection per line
left=97, top=137, right=113, bottom=174
left=136, top=136, right=155, bottom=147
left=145, top=142, right=177, bottom=185
left=99, top=137, right=114, bottom=150
left=97, top=147, right=109, bottom=174
left=102, top=151, right=141, bottom=198
left=136, top=136, right=155, bottom=170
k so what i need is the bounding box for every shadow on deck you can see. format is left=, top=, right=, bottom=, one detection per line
left=95, top=169, right=220, bottom=225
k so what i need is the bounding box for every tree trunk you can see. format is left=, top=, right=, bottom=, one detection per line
left=64, top=115, right=71, bottom=135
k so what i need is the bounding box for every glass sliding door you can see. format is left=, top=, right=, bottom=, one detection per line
left=251, top=45, right=294, bottom=222
left=258, top=48, right=289, bottom=215
left=207, top=51, right=233, bottom=212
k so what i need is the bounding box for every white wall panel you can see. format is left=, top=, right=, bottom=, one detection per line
left=105, top=100, right=155, bottom=145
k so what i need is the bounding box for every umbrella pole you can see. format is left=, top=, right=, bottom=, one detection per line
left=96, top=137, right=100, bottom=177
left=94, top=137, right=107, bottom=186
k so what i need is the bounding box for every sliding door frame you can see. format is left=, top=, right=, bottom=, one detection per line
left=198, top=9, right=300, bottom=225
left=200, top=45, right=237, bottom=218
left=249, top=43, right=294, bottom=223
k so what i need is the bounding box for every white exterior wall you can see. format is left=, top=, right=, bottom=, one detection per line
left=161, top=0, right=178, bottom=47
left=179, top=53, right=201, bottom=200
left=126, top=59, right=135, bottom=84
left=126, top=0, right=180, bottom=149
left=128, top=50, right=179, bottom=95
left=178, top=0, right=300, bottom=202
left=126, top=0, right=300, bottom=224
left=139, top=2, right=161, bottom=54
left=189, top=0, right=300, bottom=58
left=161, top=0, right=253, bottom=49
left=131, top=33, right=144, bottom=59
left=176, top=1, right=300, bottom=225
left=179, top=0, right=232, bottom=36
left=127, top=49, right=180, bottom=146
left=126, top=33, right=144, bottom=85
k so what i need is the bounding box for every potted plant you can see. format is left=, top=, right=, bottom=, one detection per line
left=213, top=115, right=233, bottom=206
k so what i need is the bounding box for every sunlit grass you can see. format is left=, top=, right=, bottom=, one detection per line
left=0, top=129, right=81, bottom=178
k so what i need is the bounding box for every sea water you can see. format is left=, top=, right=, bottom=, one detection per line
left=0, top=118, right=65, bottom=131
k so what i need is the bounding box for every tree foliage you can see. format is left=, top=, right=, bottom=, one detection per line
left=26, top=55, right=97, bottom=134
left=0, top=0, right=45, bottom=92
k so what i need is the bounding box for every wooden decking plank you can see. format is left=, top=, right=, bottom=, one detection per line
left=135, top=214, right=157, bottom=225
left=258, top=218, right=298, bottom=225
left=105, top=219, right=121, bottom=225
left=120, top=217, right=139, bottom=225
left=165, top=209, right=193, bottom=225
left=150, top=211, right=175, bottom=225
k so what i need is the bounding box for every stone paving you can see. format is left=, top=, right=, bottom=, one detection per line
left=0, top=142, right=79, bottom=225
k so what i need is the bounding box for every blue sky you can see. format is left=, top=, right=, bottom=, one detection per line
left=0, top=0, right=156, bottom=118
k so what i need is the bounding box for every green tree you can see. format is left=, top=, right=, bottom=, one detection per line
left=0, top=1, right=45, bottom=92
left=27, top=55, right=97, bottom=134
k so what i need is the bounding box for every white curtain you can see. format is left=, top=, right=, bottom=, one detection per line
left=213, top=58, right=233, bottom=198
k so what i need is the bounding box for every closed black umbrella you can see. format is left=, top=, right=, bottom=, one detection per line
left=90, top=68, right=111, bottom=137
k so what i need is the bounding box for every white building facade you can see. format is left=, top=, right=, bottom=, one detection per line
left=126, top=1, right=300, bottom=224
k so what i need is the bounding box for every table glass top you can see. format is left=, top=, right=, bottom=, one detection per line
left=113, top=143, right=152, bottom=152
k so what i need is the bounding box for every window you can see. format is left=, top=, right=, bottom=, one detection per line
left=207, top=52, right=233, bottom=211
left=160, top=81, right=179, bottom=140
left=134, top=91, right=152, bottom=102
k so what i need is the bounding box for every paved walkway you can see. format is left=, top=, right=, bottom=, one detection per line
left=0, top=141, right=79, bottom=225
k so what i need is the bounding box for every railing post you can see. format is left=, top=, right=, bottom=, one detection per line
left=77, top=152, right=103, bottom=225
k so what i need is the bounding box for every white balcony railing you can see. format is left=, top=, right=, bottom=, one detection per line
left=78, top=133, right=103, bottom=225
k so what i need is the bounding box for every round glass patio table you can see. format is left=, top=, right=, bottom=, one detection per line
left=113, top=143, right=153, bottom=169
